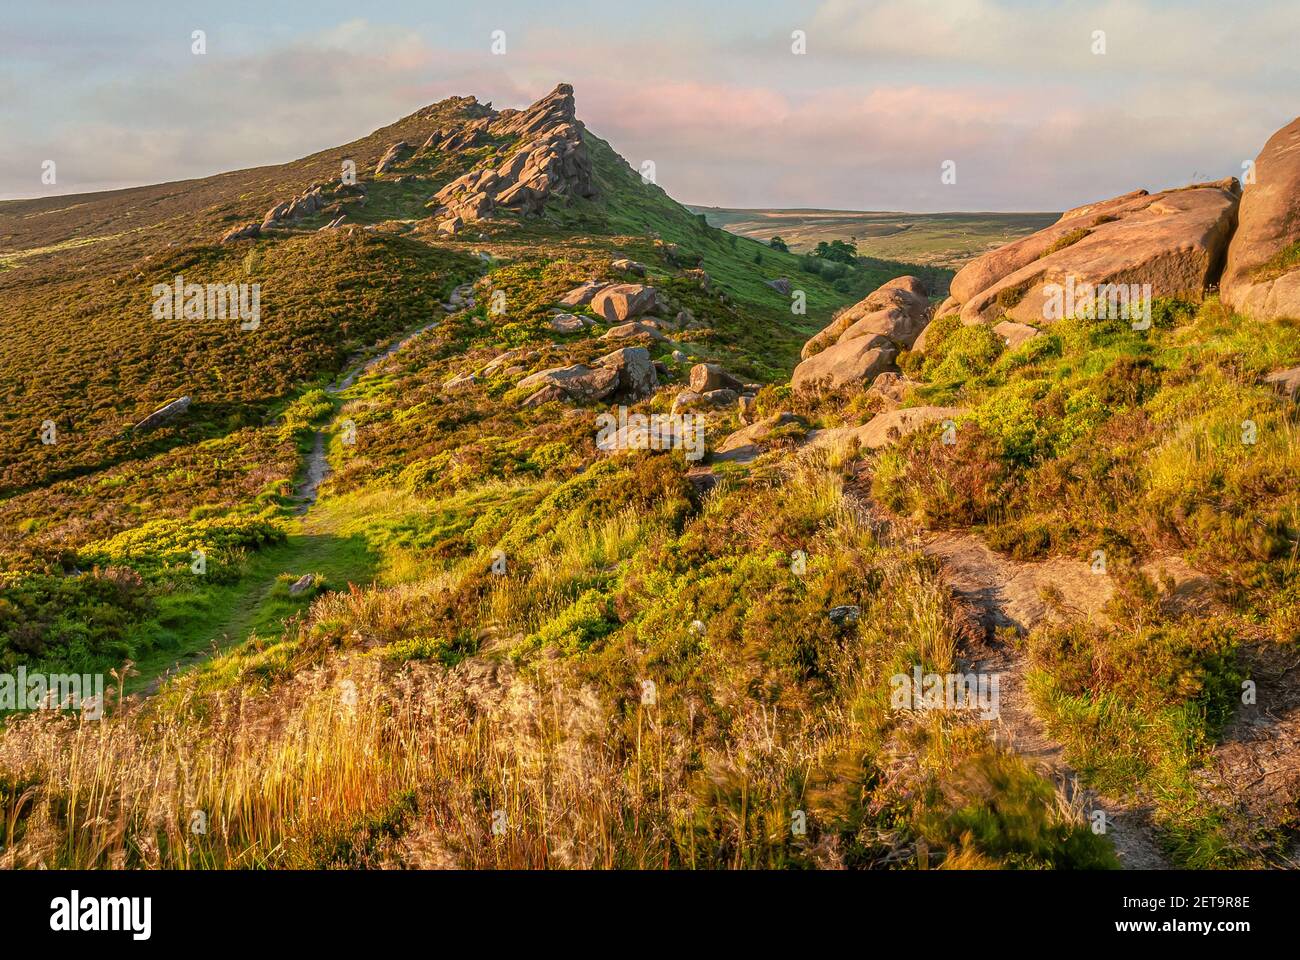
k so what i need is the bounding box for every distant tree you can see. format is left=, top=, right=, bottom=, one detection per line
left=754, top=249, right=764, bottom=265
left=812, top=239, right=858, bottom=264
left=769, top=235, right=790, bottom=253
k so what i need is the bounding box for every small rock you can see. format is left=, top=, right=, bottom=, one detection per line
left=828, top=605, right=860, bottom=625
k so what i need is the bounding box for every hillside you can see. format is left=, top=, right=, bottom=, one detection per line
left=690, top=207, right=1058, bottom=269
left=0, top=86, right=1296, bottom=873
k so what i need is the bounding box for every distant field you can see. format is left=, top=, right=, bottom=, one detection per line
left=688, top=207, right=1059, bottom=269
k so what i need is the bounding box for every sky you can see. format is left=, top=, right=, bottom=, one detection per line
left=2, top=0, right=1297, bottom=211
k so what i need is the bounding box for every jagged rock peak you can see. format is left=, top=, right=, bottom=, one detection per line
left=489, top=83, right=578, bottom=138
left=431, top=83, right=596, bottom=229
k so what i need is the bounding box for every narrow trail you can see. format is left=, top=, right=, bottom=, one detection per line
left=292, top=281, right=477, bottom=513
left=825, top=458, right=1182, bottom=869
left=137, top=281, right=479, bottom=697
left=921, top=531, right=1172, bottom=870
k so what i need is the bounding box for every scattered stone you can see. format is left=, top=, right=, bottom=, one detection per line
left=558, top=280, right=608, bottom=307
left=828, top=605, right=860, bottom=625
left=437, top=217, right=462, bottom=236
left=993, top=320, right=1041, bottom=349
left=133, top=396, right=192, bottom=433
left=596, top=346, right=658, bottom=399
left=673, top=388, right=737, bottom=413
left=516, top=363, right=620, bottom=402
left=549, top=313, right=588, bottom=333
left=522, top=385, right=568, bottom=407
left=590, top=283, right=660, bottom=323
left=601, top=321, right=667, bottom=342
left=807, top=406, right=965, bottom=452
left=288, top=574, right=315, bottom=597
left=220, top=222, right=261, bottom=243
left=688, top=363, right=744, bottom=394
left=1264, top=366, right=1300, bottom=399
left=375, top=142, right=413, bottom=176
left=443, top=372, right=478, bottom=392
left=766, top=277, right=792, bottom=295
left=713, top=412, right=804, bottom=463
left=683, top=269, right=711, bottom=292
left=612, top=258, right=647, bottom=276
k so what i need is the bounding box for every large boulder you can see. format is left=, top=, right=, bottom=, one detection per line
left=801, top=276, right=931, bottom=361
left=1221, top=117, right=1300, bottom=321
left=948, top=181, right=1239, bottom=326
left=590, top=284, right=659, bottom=323
left=792, top=337, right=897, bottom=395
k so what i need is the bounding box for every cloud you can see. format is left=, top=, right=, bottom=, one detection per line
left=1, top=7, right=1293, bottom=210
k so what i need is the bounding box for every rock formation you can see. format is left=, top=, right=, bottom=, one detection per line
left=430, top=83, right=597, bottom=231
left=792, top=276, right=931, bottom=393
left=1221, top=117, right=1300, bottom=321
left=943, top=180, right=1239, bottom=329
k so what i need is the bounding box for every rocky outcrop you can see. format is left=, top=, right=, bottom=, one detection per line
left=947, top=180, right=1239, bottom=327
left=1221, top=117, right=1300, bottom=321
left=800, top=276, right=931, bottom=361
left=790, top=276, right=931, bottom=394
left=431, top=84, right=597, bottom=225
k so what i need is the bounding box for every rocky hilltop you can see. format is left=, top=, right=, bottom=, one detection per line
left=221, top=83, right=598, bottom=243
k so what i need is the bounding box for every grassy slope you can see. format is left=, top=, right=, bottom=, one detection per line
left=0, top=95, right=1193, bottom=871
left=876, top=299, right=1300, bottom=865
